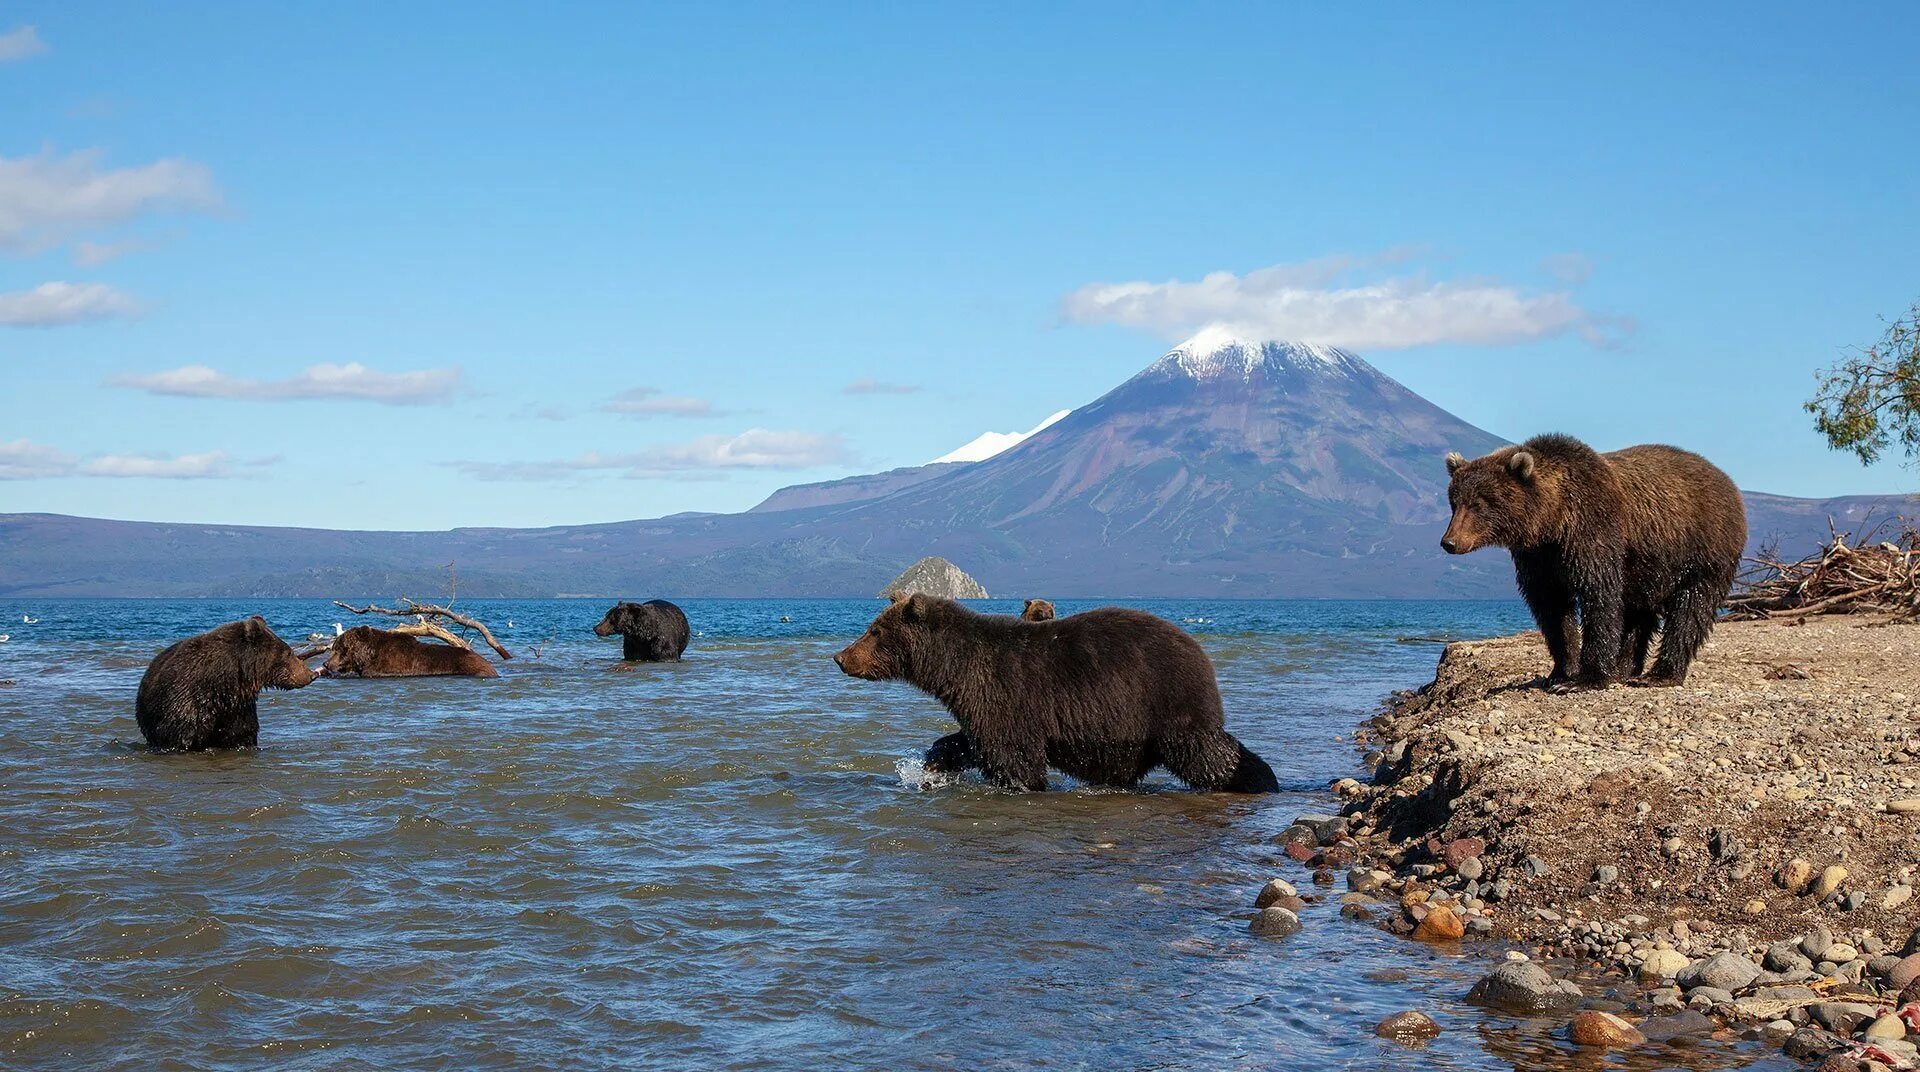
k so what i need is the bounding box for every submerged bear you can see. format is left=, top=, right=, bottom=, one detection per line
left=834, top=594, right=1279, bottom=793
left=1443, top=433, right=1746, bottom=691
left=320, top=626, right=498, bottom=678
left=135, top=616, right=316, bottom=751
left=593, top=599, right=691, bottom=662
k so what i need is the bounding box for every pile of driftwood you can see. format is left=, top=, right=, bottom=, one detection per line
left=1726, top=523, right=1920, bottom=621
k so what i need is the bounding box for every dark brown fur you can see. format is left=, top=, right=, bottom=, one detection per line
left=1443, top=433, right=1746, bottom=690
left=834, top=594, right=1278, bottom=793
left=1021, top=599, right=1057, bottom=622
left=134, top=616, right=316, bottom=750
left=592, top=600, right=691, bottom=661
left=320, top=626, right=499, bottom=678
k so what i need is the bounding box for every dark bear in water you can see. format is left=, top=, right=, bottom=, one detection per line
left=1021, top=598, right=1057, bottom=622
left=593, top=599, right=691, bottom=661
left=135, top=616, right=316, bottom=751
left=1443, top=433, right=1746, bottom=691
left=834, top=594, right=1278, bottom=793
left=320, top=626, right=498, bottom=678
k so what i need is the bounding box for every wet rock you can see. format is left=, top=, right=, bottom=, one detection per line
left=1639, top=1009, right=1715, bottom=1042
left=1812, top=865, right=1849, bottom=900
left=1783, top=1026, right=1845, bottom=1061
left=1295, top=814, right=1349, bottom=845
left=1413, top=904, right=1465, bottom=941
left=1466, top=961, right=1583, bottom=1013
left=1374, top=1010, right=1441, bottom=1043
left=1677, top=951, right=1761, bottom=992
left=1340, top=902, right=1374, bottom=921
left=1347, top=869, right=1388, bottom=893
left=1569, top=1010, right=1644, bottom=1048
left=1248, top=907, right=1301, bottom=938
left=1275, top=824, right=1318, bottom=848
left=1254, top=879, right=1298, bottom=909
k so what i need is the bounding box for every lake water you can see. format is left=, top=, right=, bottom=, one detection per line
left=0, top=598, right=1791, bottom=1070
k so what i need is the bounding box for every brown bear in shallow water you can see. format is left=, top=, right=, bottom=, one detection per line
left=320, top=626, right=498, bottom=678
left=1020, top=598, right=1056, bottom=622
left=135, top=617, right=316, bottom=750
left=1443, top=433, right=1746, bottom=691
left=593, top=600, right=691, bottom=661
left=834, top=594, right=1279, bottom=793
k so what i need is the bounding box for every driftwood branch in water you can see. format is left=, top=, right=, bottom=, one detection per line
left=332, top=598, right=515, bottom=660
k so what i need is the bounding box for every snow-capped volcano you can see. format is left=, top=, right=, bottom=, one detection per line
left=1145, top=329, right=1363, bottom=382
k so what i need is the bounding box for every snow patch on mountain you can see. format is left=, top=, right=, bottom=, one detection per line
left=930, top=409, right=1072, bottom=465
left=1158, top=329, right=1358, bottom=379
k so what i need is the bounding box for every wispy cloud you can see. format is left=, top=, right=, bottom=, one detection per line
left=73, top=237, right=161, bottom=266
left=452, top=428, right=852, bottom=482
left=0, top=25, right=46, bottom=64
left=1061, top=252, right=1623, bottom=350
left=600, top=387, right=720, bottom=418
left=112, top=363, right=463, bottom=405
left=0, top=281, right=140, bottom=327
left=0, top=149, right=222, bottom=255
left=843, top=377, right=921, bottom=396
left=1539, top=252, right=1594, bottom=285
left=0, top=440, right=253, bottom=480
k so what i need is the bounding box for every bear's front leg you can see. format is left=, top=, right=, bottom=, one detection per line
left=923, top=731, right=977, bottom=774
left=1552, top=560, right=1625, bottom=693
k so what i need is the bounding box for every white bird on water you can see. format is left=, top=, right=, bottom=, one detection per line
left=21, top=615, right=37, bottom=624
left=0, top=635, right=9, bottom=644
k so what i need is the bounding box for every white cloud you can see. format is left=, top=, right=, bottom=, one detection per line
left=452, top=428, right=852, bottom=482
left=1061, top=252, right=1620, bottom=350
left=0, top=438, right=76, bottom=479
left=0, top=25, right=46, bottom=63
left=601, top=387, right=718, bottom=417
left=112, top=362, right=463, bottom=405
left=0, top=149, right=222, bottom=255
left=80, top=450, right=231, bottom=479
left=931, top=409, right=1071, bottom=465
left=0, top=281, right=140, bottom=326
left=72, top=237, right=159, bottom=266
left=844, top=378, right=921, bottom=396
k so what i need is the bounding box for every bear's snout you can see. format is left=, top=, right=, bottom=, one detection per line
left=1440, top=536, right=1459, bottom=554
left=592, top=621, right=614, bottom=637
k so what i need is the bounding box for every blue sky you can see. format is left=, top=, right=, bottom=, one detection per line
left=3, top=3, right=1916, bottom=529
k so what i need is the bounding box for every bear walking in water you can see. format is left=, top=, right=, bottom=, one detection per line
left=320, top=626, right=498, bottom=678
left=593, top=600, right=691, bottom=661
left=834, top=594, right=1278, bottom=793
left=1020, top=598, right=1056, bottom=622
left=135, top=617, right=316, bottom=750
left=1442, top=433, right=1746, bottom=691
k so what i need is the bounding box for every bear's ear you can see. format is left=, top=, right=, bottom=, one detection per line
left=1507, top=451, right=1535, bottom=481
left=1444, top=451, right=1466, bottom=474
left=898, top=593, right=924, bottom=621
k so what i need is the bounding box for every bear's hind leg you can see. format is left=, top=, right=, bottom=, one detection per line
left=1635, top=572, right=1723, bottom=688
left=1159, top=731, right=1280, bottom=793
left=923, top=731, right=977, bottom=774
left=1620, top=609, right=1657, bottom=679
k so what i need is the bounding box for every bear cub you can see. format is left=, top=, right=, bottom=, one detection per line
left=135, top=616, right=316, bottom=751
left=320, top=626, right=498, bottom=678
left=1443, top=433, right=1746, bottom=691
left=593, top=599, right=691, bottom=661
left=835, top=593, right=1278, bottom=793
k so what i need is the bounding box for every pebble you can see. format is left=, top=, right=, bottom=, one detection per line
left=1885, top=885, right=1914, bottom=910
left=1568, top=1010, right=1644, bottom=1048
left=1812, top=865, right=1848, bottom=900
left=1413, top=904, right=1465, bottom=941
left=1865, top=1013, right=1908, bottom=1040
left=1593, top=864, right=1619, bottom=884
left=1802, top=925, right=1835, bottom=960
left=1374, top=1010, right=1441, bottom=1043
left=1248, top=907, right=1301, bottom=938
left=1455, top=856, right=1483, bottom=882
left=1782, top=858, right=1815, bottom=893
left=1466, top=962, right=1583, bottom=1013
left=1678, top=951, right=1761, bottom=992
left=1888, top=798, right=1920, bottom=814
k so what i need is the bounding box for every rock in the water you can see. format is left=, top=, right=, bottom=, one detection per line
left=1375, top=1010, right=1441, bottom=1043
left=1639, top=1010, right=1715, bottom=1042
left=1568, top=1010, right=1645, bottom=1048
left=1677, top=951, right=1761, bottom=992
left=876, top=556, right=989, bottom=600
left=1413, top=904, right=1465, bottom=941
left=1295, top=813, right=1349, bottom=844
left=1254, top=879, right=1298, bottom=909
left=1783, top=1027, right=1845, bottom=1060
left=1249, top=906, right=1301, bottom=938
left=1466, top=962, right=1583, bottom=1013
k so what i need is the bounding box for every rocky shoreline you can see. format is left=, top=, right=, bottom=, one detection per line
left=1258, top=616, right=1920, bottom=1069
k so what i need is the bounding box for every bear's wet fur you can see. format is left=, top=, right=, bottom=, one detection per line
left=320, top=626, right=498, bottom=678
left=834, top=594, right=1279, bottom=793
left=1442, top=433, right=1746, bottom=691
left=593, top=599, right=691, bottom=661
left=1021, top=598, right=1056, bottom=622
left=135, top=616, right=316, bottom=751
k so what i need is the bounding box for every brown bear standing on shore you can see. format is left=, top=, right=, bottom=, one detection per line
left=135, top=617, right=317, bottom=750
left=320, top=626, right=498, bottom=678
left=835, top=594, right=1279, bottom=793
left=593, top=599, right=691, bottom=661
left=1021, top=598, right=1056, bottom=622
left=1442, top=433, right=1746, bottom=691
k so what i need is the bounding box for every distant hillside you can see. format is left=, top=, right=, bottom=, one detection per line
left=0, top=337, right=1907, bottom=599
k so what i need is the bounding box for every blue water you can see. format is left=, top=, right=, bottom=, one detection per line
left=0, top=599, right=1788, bottom=1070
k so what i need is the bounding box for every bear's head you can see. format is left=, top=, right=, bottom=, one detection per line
left=223, top=615, right=317, bottom=690
left=319, top=626, right=383, bottom=677
left=1441, top=446, right=1557, bottom=554
left=593, top=602, right=648, bottom=638
left=1021, top=598, right=1056, bottom=622
left=835, top=592, right=937, bottom=681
